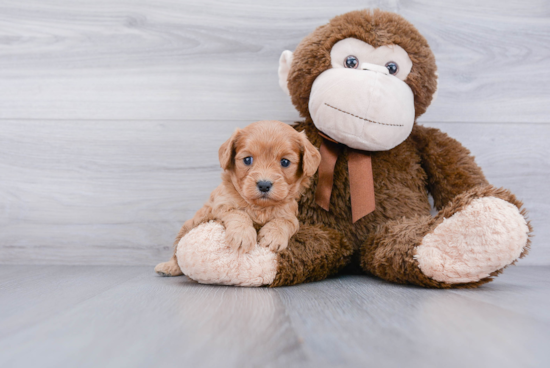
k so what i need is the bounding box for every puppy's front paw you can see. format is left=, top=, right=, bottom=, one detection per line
left=225, top=226, right=257, bottom=253
left=259, top=227, right=289, bottom=252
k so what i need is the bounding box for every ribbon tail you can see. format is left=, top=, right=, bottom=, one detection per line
left=348, top=150, right=376, bottom=223
left=315, top=138, right=340, bottom=211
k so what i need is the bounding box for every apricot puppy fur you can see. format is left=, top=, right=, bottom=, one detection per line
left=155, top=120, right=321, bottom=276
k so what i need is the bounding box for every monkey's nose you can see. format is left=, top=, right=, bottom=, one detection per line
left=257, top=180, right=273, bottom=193
left=361, top=62, right=389, bottom=75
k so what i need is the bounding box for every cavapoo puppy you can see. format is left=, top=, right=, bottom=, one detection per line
left=155, top=120, right=321, bottom=276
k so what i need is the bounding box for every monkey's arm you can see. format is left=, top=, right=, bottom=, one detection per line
left=410, top=124, right=489, bottom=209
left=411, top=125, right=529, bottom=218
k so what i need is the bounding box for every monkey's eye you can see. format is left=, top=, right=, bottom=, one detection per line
left=281, top=158, right=291, bottom=168
left=243, top=156, right=253, bottom=166
left=385, top=61, right=399, bottom=75
left=344, top=55, right=359, bottom=69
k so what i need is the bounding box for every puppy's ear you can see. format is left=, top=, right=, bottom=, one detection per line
left=299, top=131, right=321, bottom=177
left=219, top=128, right=241, bottom=170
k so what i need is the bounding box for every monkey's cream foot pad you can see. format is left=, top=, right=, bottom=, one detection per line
left=177, top=221, right=278, bottom=287
left=415, top=197, right=529, bottom=284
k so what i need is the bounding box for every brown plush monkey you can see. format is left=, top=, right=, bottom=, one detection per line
left=156, top=9, right=531, bottom=288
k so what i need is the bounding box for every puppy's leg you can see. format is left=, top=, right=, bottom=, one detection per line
left=222, top=210, right=257, bottom=253
left=154, top=254, right=183, bottom=277
left=154, top=206, right=212, bottom=277
left=258, top=217, right=299, bottom=252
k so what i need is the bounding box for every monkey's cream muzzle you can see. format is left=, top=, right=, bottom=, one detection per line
left=308, top=65, right=415, bottom=151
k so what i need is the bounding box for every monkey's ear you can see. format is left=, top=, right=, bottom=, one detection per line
left=299, top=131, right=321, bottom=178
left=218, top=128, right=241, bottom=170
left=278, top=50, right=294, bottom=96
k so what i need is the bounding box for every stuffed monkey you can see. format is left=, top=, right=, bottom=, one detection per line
left=155, top=9, right=531, bottom=288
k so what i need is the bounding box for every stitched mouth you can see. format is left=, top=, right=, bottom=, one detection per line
left=324, top=103, right=404, bottom=127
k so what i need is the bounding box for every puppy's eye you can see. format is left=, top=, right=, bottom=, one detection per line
left=280, top=158, right=290, bottom=168
left=243, top=157, right=253, bottom=166
left=344, top=55, right=359, bottom=69
left=385, top=61, right=399, bottom=75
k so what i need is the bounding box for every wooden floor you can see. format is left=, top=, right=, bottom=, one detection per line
left=1, top=265, right=549, bottom=368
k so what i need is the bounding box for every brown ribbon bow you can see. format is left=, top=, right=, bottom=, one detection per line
left=315, top=132, right=376, bottom=223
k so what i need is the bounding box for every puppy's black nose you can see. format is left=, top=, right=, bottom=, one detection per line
left=257, top=180, right=272, bottom=193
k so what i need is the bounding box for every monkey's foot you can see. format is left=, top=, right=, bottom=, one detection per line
left=414, top=197, right=529, bottom=284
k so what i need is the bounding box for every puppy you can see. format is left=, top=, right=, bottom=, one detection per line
left=155, top=120, right=321, bottom=276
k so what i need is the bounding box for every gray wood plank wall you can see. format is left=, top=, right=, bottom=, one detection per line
left=0, top=0, right=549, bottom=265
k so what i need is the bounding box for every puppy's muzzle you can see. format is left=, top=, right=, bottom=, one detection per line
left=257, top=180, right=273, bottom=193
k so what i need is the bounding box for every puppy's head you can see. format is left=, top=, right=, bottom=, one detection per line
left=219, top=120, right=321, bottom=207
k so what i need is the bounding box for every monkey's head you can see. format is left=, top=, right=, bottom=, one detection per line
left=278, top=9, right=437, bottom=151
